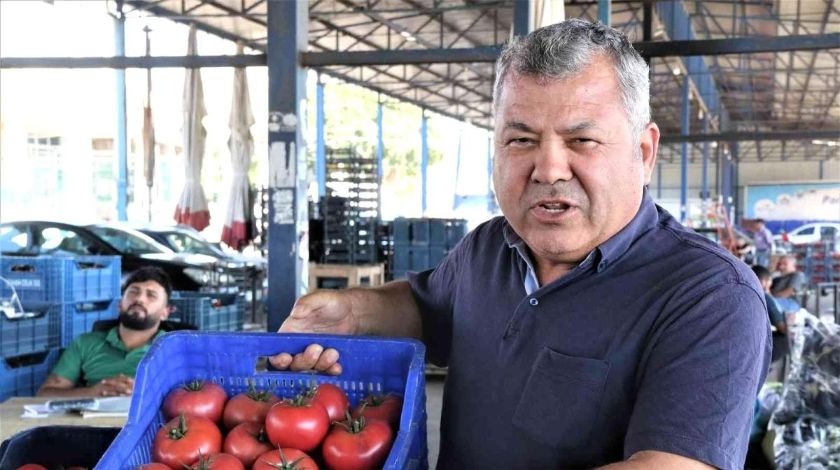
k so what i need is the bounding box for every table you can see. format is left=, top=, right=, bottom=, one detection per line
left=0, top=396, right=126, bottom=442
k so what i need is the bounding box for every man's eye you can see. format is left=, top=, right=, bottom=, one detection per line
left=507, top=137, right=533, bottom=146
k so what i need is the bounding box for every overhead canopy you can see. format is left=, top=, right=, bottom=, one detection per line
left=122, top=0, right=839, bottom=163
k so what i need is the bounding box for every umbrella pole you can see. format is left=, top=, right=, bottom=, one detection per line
left=144, top=26, right=153, bottom=222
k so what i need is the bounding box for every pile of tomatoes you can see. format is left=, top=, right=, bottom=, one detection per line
left=138, top=380, right=403, bottom=470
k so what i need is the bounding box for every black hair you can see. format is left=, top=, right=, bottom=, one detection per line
left=751, top=265, right=771, bottom=282
left=122, top=266, right=173, bottom=300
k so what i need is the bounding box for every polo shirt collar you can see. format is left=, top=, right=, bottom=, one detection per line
left=105, top=325, right=165, bottom=352
left=502, top=189, right=659, bottom=276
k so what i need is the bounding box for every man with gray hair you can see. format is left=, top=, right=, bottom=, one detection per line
left=271, top=19, right=769, bottom=469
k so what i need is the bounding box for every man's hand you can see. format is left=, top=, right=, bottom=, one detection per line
left=91, top=374, right=134, bottom=397
left=269, top=290, right=358, bottom=375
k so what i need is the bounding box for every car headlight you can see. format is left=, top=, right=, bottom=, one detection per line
left=183, top=268, right=214, bottom=285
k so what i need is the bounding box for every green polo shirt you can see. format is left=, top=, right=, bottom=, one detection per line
left=52, top=327, right=165, bottom=386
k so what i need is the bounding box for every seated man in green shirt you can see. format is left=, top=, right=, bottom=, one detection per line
left=37, top=266, right=173, bottom=397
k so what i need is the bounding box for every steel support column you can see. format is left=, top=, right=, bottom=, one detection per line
left=732, top=142, right=740, bottom=223
left=701, top=115, right=709, bottom=200
left=680, top=75, right=690, bottom=223
left=421, top=110, right=429, bottom=215
left=316, top=74, right=326, bottom=198
left=513, top=0, right=529, bottom=36
left=656, top=163, right=662, bottom=200
left=487, top=133, right=494, bottom=212
left=266, top=0, right=309, bottom=332
left=599, top=0, right=611, bottom=25
left=114, top=11, right=128, bottom=221
left=376, top=96, right=384, bottom=219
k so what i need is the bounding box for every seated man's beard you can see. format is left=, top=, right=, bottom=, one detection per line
left=119, top=309, right=159, bottom=331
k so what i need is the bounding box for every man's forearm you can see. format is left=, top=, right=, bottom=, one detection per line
left=348, top=281, right=422, bottom=339
left=36, top=386, right=97, bottom=398
left=773, top=287, right=796, bottom=298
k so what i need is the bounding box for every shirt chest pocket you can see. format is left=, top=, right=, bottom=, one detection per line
left=512, top=347, right=610, bottom=449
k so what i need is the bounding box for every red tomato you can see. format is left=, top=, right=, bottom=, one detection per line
left=322, top=416, right=394, bottom=470
left=264, top=396, right=330, bottom=452
left=222, top=422, right=274, bottom=468
left=252, top=448, right=319, bottom=470
left=309, top=383, right=349, bottom=423
left=186, top=452, right=244, bottom=470
left=152, top=414, right=223, bottom=469
left=162, top=380, right=227, bottom=423
left=222, top=385, right=280, bottom=430
left=351, top=394, right=403, bottom=429
left=138, top=464, right=171, bottom=470
left=16, top=465, right=47, bottom=470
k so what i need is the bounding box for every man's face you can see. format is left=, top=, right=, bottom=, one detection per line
left=119, top=280, right=170, bottom=331
left=777, top=256, right=796, bottom=274
left=492, top=55, right=659, bottom=266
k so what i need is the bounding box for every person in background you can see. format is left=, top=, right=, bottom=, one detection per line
left=771, top=254, right=807, bottom=314
left=270, top=20, right=769, bottom=469
left=37, top=267, right=173, bottom=397
left=751, top=219, right=775, bottom=268
left=752, top=265, right=786, bottom=335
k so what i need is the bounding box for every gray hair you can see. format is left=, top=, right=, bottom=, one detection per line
left=493, top=19, right=651, bottom=136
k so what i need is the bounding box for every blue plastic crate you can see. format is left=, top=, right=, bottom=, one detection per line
left=61, top=298, right=120, bottom=347
left=97, top=332, right=427, bottom=469
left=0, top=348, right=60, bottom=401
left=393, top=244, right=411, bottom=271
left=410, top=247, right=431, bottom=271
left=0, top=426, right=121, bottom=469
left=0, top=255, right=121, bottom=305
left=1, top=303, right=60, bottom=357
left=411, top=219, right=430, bottom=246
left=429, top=219, right=447, bottom=246
left=392, top=218, right=411, bottom=244
left=445, top=219, right=468, bottom=249
left=169, top=292, right=245, bottom=331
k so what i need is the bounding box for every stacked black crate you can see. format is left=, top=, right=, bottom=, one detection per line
left=322, top=147, right=380, bottom=265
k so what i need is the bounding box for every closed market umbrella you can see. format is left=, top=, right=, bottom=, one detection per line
left=142, top=26, right=155, bottom=222
left=173, top=24, right=210, bottom=231
left=221, top=42, right=256, bottom=251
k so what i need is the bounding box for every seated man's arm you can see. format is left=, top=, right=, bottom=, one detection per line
left=37, top=373, right=133, bottom=397
left=598, top=451, right=714, bottom=469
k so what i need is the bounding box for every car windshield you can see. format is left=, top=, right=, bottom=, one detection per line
left=87, top=226, right=170, bottom=255
left=163, top=231, right=220, bottom=257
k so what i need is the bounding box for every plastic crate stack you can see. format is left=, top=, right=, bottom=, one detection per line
left=321, top=147, right=381, bottom=265
left=391, top=218, right=468, bottom=279
left=168, top=291, right=246, bottom=331
left=0, top=255, right=121, bottom=400
left=793, top=240, right=839, bottom=284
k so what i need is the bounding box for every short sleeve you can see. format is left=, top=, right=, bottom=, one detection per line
left=407, top=239, right=466, bottom=367
left=624, top=281, right=771, bottom=470
left=50, top=339, right=84, bottom=385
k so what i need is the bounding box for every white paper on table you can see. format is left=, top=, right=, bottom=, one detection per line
left=22, top=396, right=131, bottom=418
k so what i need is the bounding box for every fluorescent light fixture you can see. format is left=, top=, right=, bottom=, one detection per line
left=399, top=31, right=416, bottom=41
left=672, top=68, right=681, bottom=76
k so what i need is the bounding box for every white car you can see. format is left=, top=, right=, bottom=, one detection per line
left=775, top=222, right=840, bottom=245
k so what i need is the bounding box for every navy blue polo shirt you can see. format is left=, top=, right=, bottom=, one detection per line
left=409, top=194, right=771, bottom=469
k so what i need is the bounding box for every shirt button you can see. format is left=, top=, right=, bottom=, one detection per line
left=598, top=261, right=607, bottom=270
left=529, top=298, right=539, bottom=306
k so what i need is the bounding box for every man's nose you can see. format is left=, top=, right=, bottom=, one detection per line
left=530, top=138, right=573, bottom=184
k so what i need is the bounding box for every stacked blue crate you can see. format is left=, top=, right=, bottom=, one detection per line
left=390, top=218, right=468, bottom=279
left=0, top=255, right=121, bottom=400
left=169, top=291, right=246, bottom=331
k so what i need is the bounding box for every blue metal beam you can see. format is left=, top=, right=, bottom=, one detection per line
left=421, top=110, right=429, bottom=215
left=114, top=12, right=127, bottom=222
left=316, top=75, right=326, bottom=198
left=701, top=115, right=709, bottom=200
left=265, top=0, right=309, bottom=332
left=513, top=0, right=529, bottom=35
left=680, top=75, right=690, bottom=223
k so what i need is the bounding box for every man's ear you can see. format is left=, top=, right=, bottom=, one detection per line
left=161, top=304, right=175, bottom=320
left=640, top=122, right=660, bottom=185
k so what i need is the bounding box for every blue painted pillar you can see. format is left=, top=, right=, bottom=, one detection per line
left=701, top=115, right=709, bottom=200
left=731, top=142, right=740, bottom=222
left=113, top=11, right=127, bottom=221
left=376, top=96, right=384, bottom=219
left=598, top=0, right=612, bottom=25
left=266, top=0, right=309, bottom=331
left=819, top=160, right=824, bottom=179
left=316, top=74, right=326, bottom=198
left=513, top=0, right=529, bottom=35
left=679, top=75, right=691, bottom=223
left=420, top=109, right=429, bottom=215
